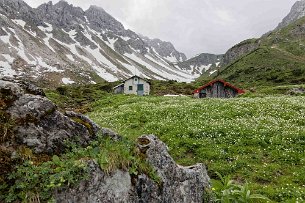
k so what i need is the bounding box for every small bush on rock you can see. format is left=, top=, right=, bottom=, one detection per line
left=0, top=134, right=159, bottom=202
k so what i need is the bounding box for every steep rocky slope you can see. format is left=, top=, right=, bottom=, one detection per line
left=0, top=0, right=195, bottom=87
left=176, top=53, right=223, bottom=77
left=277, top=0, right=305, bottom=29
left=221, top=38, right=260, bottom=66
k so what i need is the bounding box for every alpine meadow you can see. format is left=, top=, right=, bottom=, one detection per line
left=1, top=0, right=305, bottom=203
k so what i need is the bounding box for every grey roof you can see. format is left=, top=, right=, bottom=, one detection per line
left=123, top=75, right=151, bottom=84
left=113, top=83, right=124, bottom=89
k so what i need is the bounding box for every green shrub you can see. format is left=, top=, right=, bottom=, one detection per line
left=0, top=134, right=160, bottom=202
left=1, top=156, right=89, bottom=202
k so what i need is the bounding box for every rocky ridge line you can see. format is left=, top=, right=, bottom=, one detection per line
left=0, top=0, right=194, bottom=86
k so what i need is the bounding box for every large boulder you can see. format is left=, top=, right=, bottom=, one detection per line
left=55, top=135, right=210, bottom=203
left=138, top=135, right=210, bottom=203
left=0, top=78, right=99, bottom=154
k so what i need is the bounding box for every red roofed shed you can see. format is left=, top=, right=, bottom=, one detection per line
left=193, top=79, right=245, bottom=98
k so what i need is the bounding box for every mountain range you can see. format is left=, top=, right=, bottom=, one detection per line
left=0, top=0, right=197, bottom=87
left=1, top=0, right=305, bottom=87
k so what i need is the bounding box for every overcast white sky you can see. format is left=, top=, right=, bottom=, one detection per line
left=23, top=0, right=296, bottom=57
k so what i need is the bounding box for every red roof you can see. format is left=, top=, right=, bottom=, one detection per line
left=193, top=79, right=245, bottom=94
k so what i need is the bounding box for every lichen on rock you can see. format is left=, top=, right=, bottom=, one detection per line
left=0, top=78, right=99, bottom=154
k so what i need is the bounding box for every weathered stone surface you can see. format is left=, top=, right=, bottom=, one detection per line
left=0, top=80, right=24, bottom=104
left=55, top=161, right=135, bottom=203
left=0, top=78, right=98, bottom=153
left=0, top=78, right=45, bottom=104
left=55, top=135, right=210, bottom=203
left=277, top=0, right=305, bottom=30
left=176, top=53, right=223, bottom=75
left=138, top=135, right=210, bottom=203
left=65, top=111, right=100, bottom=135
left=101, top=127, right=122, bottom=141
left=222, top=39, right=260, bottom=66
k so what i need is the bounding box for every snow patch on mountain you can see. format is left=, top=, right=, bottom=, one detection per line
left=12, top=19, right=26, bottom=28
left=0, top=0, right=215, bottom=86
left=62, top=77, right=75, bottom=84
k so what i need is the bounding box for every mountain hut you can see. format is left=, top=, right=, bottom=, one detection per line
left=193, top=79, right=245, bottom=98
left=113, top=76, right=150, bottom=96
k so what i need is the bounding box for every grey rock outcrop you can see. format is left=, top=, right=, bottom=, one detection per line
left=176, top=53, right=223, bottom=76
left=0, top=0, right=43, bottom=26
left=101, top=128, right=122, bottom=141
left=55, top=135, right=210, bottom=203
left=0, top=78, right=99, bottom=153
left=276, top=0, right=305, bottom=30
left=142, top=36, right=187, bottom=62
left=36, top=0, right=86, bottom=30
left=222, top=39, right=260, bottom=66
left=55, top=162, right=136, bottom=203
left=85, top=5, right=125, bottom=33
left=138, top=135, right=210, bottom=203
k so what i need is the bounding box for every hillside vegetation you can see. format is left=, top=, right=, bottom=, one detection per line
left=45, top=80, right=198, bottom=113
left=208, top=16, right=305, bottom=88
left=87, top=94, right=305, bottom=202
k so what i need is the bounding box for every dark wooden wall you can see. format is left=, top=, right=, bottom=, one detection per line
left=199, top=82, right=238, bottom=98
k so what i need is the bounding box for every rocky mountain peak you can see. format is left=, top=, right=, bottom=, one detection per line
left=54, top=0, right=69, bottom=6
left=36, top=0, right=86, bottom=29
left=276, top=0, right=305, bottom=29
left=175, top=53, right=223, bottom=77
left=88, top=5, right=106, bottom=12
left=52, top=0, right=83, bottom=13
left=0, top=0, right=42, bottom=25
left=141, top=35, right=187, bottom=62
left=85, top=5, right=125, bottom=33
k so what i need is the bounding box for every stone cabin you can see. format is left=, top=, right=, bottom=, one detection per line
left=113, top=76, right=150, bottom=96
left=193, top=79, right=245, bottom=98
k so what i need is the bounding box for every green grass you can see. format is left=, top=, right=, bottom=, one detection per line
left=218, top=47, right=305, bottom=88
left=88, top=94, right=305, bottom=202
left=149, top=80, right=197, bottom=96
left=45, top=82, right=118, bottom=113
left=240, top=84, right=305, bottom=98
left=45, top=80, right=198, bottom=113
left=1, top=134, right=159, bottom=202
